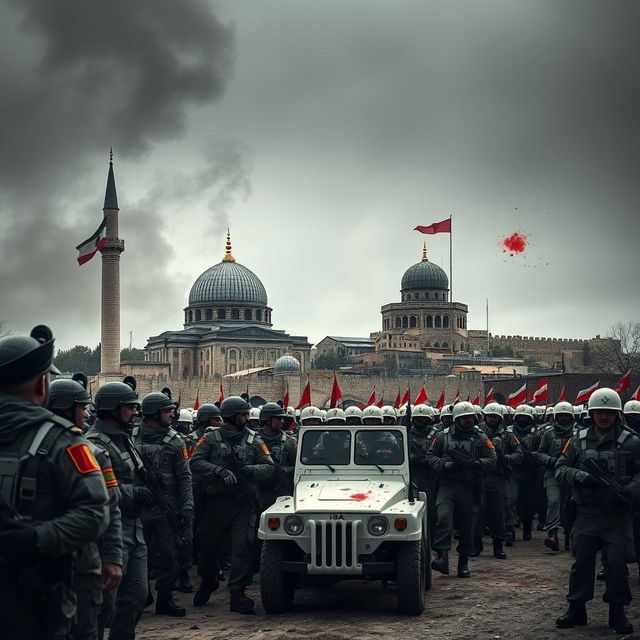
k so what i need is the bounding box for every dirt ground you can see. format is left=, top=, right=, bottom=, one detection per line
left=137, top=530, right=640, bottom=640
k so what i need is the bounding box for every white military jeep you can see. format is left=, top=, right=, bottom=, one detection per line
left=258, top=423, right=430, bottom=615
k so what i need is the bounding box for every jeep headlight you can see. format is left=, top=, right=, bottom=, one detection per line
left=367, top=516, right=388, bottom=536
left=284, top=515, right=304, bottom=536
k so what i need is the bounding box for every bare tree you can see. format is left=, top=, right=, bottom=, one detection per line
left=592, top=322, right=640, bottom=375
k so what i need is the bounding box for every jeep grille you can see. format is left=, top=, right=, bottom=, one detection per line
left=308, top=519, right=362, bottom=573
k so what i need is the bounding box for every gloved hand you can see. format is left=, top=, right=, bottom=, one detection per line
left=574, top=471, right=597, bottom=486
left=133, top=486, right=155, bottom=507
left=0, top=522, right=37, bottom=562
left=219, top=469, right=237, bottom=486
left=238, top=466, right=253, bottom=479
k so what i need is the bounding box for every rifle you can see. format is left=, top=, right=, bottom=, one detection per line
left=582, top=458, right=635, bottom=511
left=448, top=447, right=477, bottom=469
left=138, top=452, right=186, bottom=546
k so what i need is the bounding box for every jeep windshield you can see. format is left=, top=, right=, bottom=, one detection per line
left=355, top=430, right=405, bottom=465
left=300, top=430, right=351, bottom=466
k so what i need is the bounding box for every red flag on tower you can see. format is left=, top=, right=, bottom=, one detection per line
left=366, top=391, right=376, bottom=406
left=484, top=388, right=494, bottom=405
left=575, top=381, right=599, bottom=405
left=193, top=391, right=200, bottom=411
left=435, top=389, right=446, bottom=411
left=330, top=372, right=342, bottom=409
left=217, top=381, right=224, bottom=404
left=414, top=387, right=428, bottom=405
left=414, top=217, right=452, bottom=235
left=507, top=383, right=527, bottom=408
left=393, top=390, right=402, bottom=409
left=614, top=371, right=631, bottom=395
left=558, top=383, right=567, bottom=402
left=532, top=379, right=548, bottom=404
left=295, top=378, right=311, bottom=410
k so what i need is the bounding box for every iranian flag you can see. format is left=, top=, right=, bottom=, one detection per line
left=614, top=371, right=631, bottom=395
left=575, top=381, right=599, bottom=405
left=507, top=383, right=527, bottom=408
left=76, top=218, right=107, bottom=265
left=532, top=378, right=548, bottom=403
left=484, top=388, right=494, bottom=406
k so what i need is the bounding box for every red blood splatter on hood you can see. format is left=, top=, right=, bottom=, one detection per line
left=350, top=492, right=371, bottom=501
left=502, top=232, right=527, bottom=256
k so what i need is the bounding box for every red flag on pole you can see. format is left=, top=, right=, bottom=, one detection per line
left=366, top=391, right=376, bottom=406
left=217, top=381, right=224, bottom=404
left=484, top=388, right=494, bottom=405
left=400, top=389, right=410, bottom=407
left=193, top=391, right=200, bottom=411
left=393, top=390, right=402, bottom=409
left=295, top=379, right=311, bottom=410
left=575, top=381, right=599, bottom=405
left=508, top=383, right=527, bottom=408
left=435, top=389, right=446, bottom=411
left=330, top=372, right=342, bottom=409
left=558, top=383, right=567, bottom=402
left=632, top=386, right=640, bottom=401
left=532, top=378, right=548, bottom=404
left=283, top=379, right=290, bottom=409
left=614, top=371, right=631, bottom=395
left=471, top=394, right=481, bottom=406
left=414, top=387, right=428, bottom=405
left=453, top=388, right=460, bottom=404
left=376, top=396, right=385, bottom=408
left=414, top=217, right=452, bottom=235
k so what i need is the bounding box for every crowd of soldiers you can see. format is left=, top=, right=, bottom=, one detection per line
left=1, top=324, right=640, bottom=638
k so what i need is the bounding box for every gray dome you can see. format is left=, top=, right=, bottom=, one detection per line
left=274, top=355, right=301, bottom=375
left=189, top=261, right=268, bottom=306
left=401, top=260, right=448, bottom=291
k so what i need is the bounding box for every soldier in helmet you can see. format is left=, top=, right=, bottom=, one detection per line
left=344, top=405, right=363, bottom=425
left=48, top=378, right=124, bottom=640
left=537, top=401, right=576, bottom=552
left=427, top=401, right=497, bottom=578
left=175, top=409, right=194, bottom=437
left=299, top=406, right=323, bottom=426
left=555, top=388, right=640, bottom=634
left=248, top=407, right=261, bottom=430
left=381, top=405, right=398, bottom=425
left=256, top=403, right=297, bottom=510
left=190, top=396, right=274, bottom=613
left=132, top=392, right=193, bottom=617
left=0, top=326, right=109, bottom=640
left=86, top=381, right=150, bottom=640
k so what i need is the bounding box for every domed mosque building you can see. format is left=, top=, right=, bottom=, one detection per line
left=373, top=244, right=471, bottom=362
left=144, top=232, right=311, bottom=377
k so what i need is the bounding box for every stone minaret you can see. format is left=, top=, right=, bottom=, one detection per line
left=99, top=150, right=125, bottom=376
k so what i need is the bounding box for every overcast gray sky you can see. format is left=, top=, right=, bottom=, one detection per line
left=1, top=0, right=639, bottom=351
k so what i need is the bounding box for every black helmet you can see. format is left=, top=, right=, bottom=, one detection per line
left=123, top=375, right=137, bottom=391
left=220, top=396, right=251, bottom=418
left=71, top=372, right=89, bottom=390
left=197, top=403, right=222, bottom=423
left=48, top=378, right=92, bottom=410
left=260, top=402, right=287, bottom=423
left=95, top=382, right=139, bottom=411
left=0, top=325, right=61, bottom=385
left=141, top=392, right=175, bottom=416
left=161, top=387, right=172, bottom=399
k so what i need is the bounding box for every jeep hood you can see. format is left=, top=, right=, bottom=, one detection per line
left=294, top=478, right=408, bottom=513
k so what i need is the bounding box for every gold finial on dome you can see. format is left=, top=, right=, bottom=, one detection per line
left=421, top=242, right=428, bottom=262
left=222, top=228, right=235, bottom=262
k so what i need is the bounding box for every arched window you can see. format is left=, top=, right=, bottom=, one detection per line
left=426, top=315, right=433, bottom=328
left=425, top=341, right=431, bottom=347
left=231, top=309, right=240, bottom=320
left=409, top=316, right=417, bottom=328
left=407, top=293, right=412, bottom=301
left=256, top=310, right=262, bottom=322
left=218, top=309, right=226, bottom=320
left=195, top=309, right=202, bottom=321
left=434, top=342, right=440, bottom=348
left=229, top=349, right=237, bottom=360
left=245, top=309, right=252, bottom=321
left=256, top=350, right=264, bottom=361
left=443, top=315, right=450, bottom=328
left=205, top=309, right=212, bottom=320
left=395, top=317, right=402, bottom=328
left=435, top=315, right=442, bottom=328
left=442, top=342, right=449, bottom=348
left=402, top=316, right=408, bottom=328
left=188, top=310, right=193, bottom=323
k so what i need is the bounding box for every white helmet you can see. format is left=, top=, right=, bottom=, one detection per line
left=573, top=405, right=583, bottom=416
left=483, top=402, right=503, bottom=417
left=535, top=406, right=545, bottom=416
left=588, top=388, right=622, bottom=412
left=319, top=409, right=327, bottom=420
left=178, top=409, right=193, bottom=424
left=249, top=407, right=261, bottom=421
left=412, top=404, right=432, bottom=418
left=381, top=406, right=397, bottom=421
left=344, top=406, right=363, bottom=421
left=286, top=406, right=295, bottom=416
left=300, top=406, right=322, bottom=424
left=362, top=405, right=384, bottom=423
left=553, top=401, right=574, bottom=417
left=452, top=401, right=476, bottom=421
left=515, top=404, right=536, bottom=420
left=473, top=405, right=484, bottom=417
left=545, top=407, right=554, bottom=416
left=440, top=405, right=453, bottom=418
left=398, top=406, right=407, bottom=417
left=325, top=408, right=346, bottom=424
left=623, top=400, right=640, bottom=415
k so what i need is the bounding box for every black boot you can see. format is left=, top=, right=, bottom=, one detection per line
left=193, top=576, right=219, bottom=607
left=457, top=553, right=471, bottom=578
left=505, top=527, right=515, bottom=547
left=230, top=589, right=255, bottom=614
left=608, top=604, right=633, bottom=634
left=155, top=590, right=186, bottom=617
left=178, top=569, right=193, bottom=593
left=544, top=528, right=560, bottom=552
left=469, top=537, right=483, bottom=557
left=522, top=521, right=532, bottom=541
left=431, top=550, right=449, bottom=575
left=492, top=538, right=507, bottom=559
left=556, top=601, right=587, bottom=628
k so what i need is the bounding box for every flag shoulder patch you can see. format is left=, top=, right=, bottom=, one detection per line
left=561, top=440, right=571, bottom=454
left=261, top=443, right=271, bottom=456
left=485, top=439, right=496, bottom=450
left=102, top=466, right=118, bottom=488
left=67, top=444, right=101, bottom=474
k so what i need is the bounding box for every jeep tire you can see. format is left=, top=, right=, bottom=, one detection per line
left=396, top=539, right=426, bottom=615
left=260, top=540, right=296, bottom=614
left=423, top=527, right=433, bottom=592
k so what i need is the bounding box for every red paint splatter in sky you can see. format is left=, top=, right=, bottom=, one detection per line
left=502, top=232, right=527, bottom=257
left=350, top=492, right=371, bottom=501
